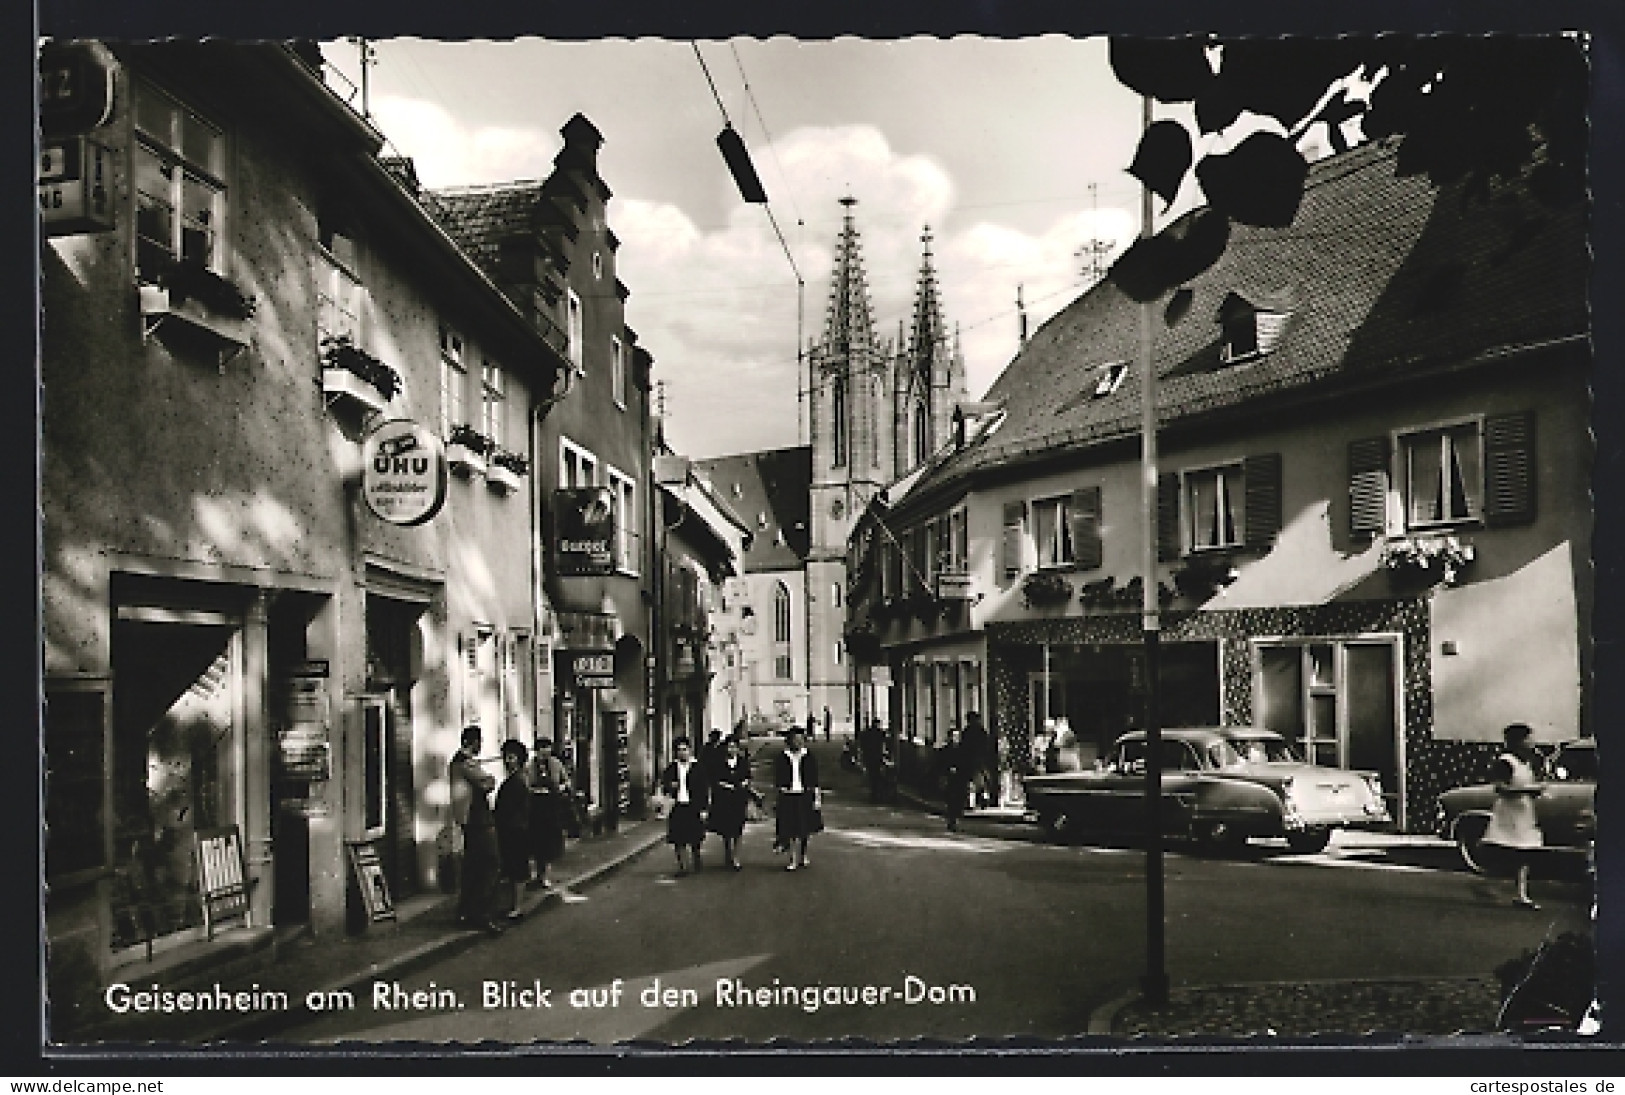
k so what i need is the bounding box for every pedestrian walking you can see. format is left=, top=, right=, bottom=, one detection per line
left=528, top=737, right=569, bottom=889
left=1482, top=722, right=1546, bottom=909
left=773, top=725, right=822, bottom=871
left=700, top=729, right=725, bottom=773
left=859, top=720, right=889, bottom=804
left=707, top=734, right=754, bottom=870
left=940, top=728, right=970, bottom=832
left=960, top=710, right=994, bottom=807
left=494, top=739, right=530, bottom=921
left=449, top=725, right=502, bottom=935
left=660, top=736, right=710, bottom=875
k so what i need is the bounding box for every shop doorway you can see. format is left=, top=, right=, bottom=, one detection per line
left=366, top=595, right=424, bottom=900
left=109, top=616, right=241, bottom=956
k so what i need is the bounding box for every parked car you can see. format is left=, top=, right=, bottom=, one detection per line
left=1435, top=739, right=1596, bottom=874
left=1022, top=727, right=1392, bottom=855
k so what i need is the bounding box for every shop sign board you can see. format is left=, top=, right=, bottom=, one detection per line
left=346, top=839, right=396, bottom=924
left=39, top=43, right=114, bottom=138
left=935, top=572, right=974, bottom=600
left=361, top=419, right=447, bottom=526
left=570, top=651, right=616, bottom=690
left=553, top=486, right=616, bottom=575
left=39, top=137, right=113, bottom=236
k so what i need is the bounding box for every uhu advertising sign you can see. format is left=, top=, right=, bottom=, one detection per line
left=554, top=486, right=616, bottom=575
left=362, top=420, right=448, bottom=526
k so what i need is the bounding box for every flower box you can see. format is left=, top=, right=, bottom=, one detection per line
left=1380, top=533, right=1476, bottom=587
left=321, top=366, right=389, bottom=415
left=139, top=284, right=252, bottom=356
left=1021, top=571, right=1073, bottom=609
left=445, top=443, right=487, bottom=477
left=486, top=463, right=523, bottom=494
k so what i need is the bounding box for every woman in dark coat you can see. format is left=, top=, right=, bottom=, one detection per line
left=707, top=734, right=753, bottom=870
left=773, top=726, right=822, bottom=871
left=528, top=737, right=569, bottom=888
left=660, top=736, right=710, bottom=875
left=940, top=728, right=970, bottom=833
left=493, top=738, right=531, bottom=920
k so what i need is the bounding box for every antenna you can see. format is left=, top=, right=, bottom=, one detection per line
left=347, top=37, right=376, bottom=120
left=1075, top=181, right=1115, bottom=287
left=1017, top=284, right=1029, bottom=348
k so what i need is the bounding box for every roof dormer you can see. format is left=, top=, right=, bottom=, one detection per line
left=1217, top=291, right=1293, bottom=366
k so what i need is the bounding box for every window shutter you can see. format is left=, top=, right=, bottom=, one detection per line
left=1067, top=486, right=1104, bottom=571
left=1001, top=501, right=1025, bottom=578
left=1483, top=410, right=1536, bottom=526
left=1348, top=437, right=1389, bottom=540
left=1156, top=473, right=1182, bottom=561
left=1242, top=452, right=1282, bottom=550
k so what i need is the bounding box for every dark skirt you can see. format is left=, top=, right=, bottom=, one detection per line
left=666, top=802, right=706, bottom=847
left=708, top=787, right=749, bottom=838
left=775, top=791, right=823, bottom=844
left=496, top=825, right=531, bottom=883
left=529, top=790, right=567, bottom=864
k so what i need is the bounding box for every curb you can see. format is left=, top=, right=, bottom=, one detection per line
left=207, top=826, right=667, bottom=1042
left=1085, top=974, right=1507, bottom=1038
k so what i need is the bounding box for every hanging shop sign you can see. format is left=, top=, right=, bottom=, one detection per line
left=39, top=43, right=115, bottom=139
left=553, top=486, right=617, bottom=575
left=361, top=419, right=447, bottom=526
left=569, top=651, right=616, bottom=690
left=39, top=137, right=113, bottom=236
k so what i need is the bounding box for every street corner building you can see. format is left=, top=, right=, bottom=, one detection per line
left=38, top=41, right=676, bottom=1037
left=844, top=138, right=1590, bottom=831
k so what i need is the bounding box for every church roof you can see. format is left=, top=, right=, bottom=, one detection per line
left=693, top=446, right=812, bottom=573
left=912, top=138, right=1585, bottom=499
left=817, top=198, right=881, bottom=358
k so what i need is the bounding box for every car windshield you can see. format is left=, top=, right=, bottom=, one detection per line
left=1226, top=736, right=1300, bottom=764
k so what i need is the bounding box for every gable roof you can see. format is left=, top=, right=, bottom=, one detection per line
left=923, top=139, right=1585, bottom=499
left=429, top=182, right=549, bottom=279
left=694, top=447, right=812, bottom=573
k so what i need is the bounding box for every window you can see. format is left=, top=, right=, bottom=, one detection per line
left=832, top=375, right=847, bottom=467
left=773, top=581, right=792, bottom=680
left=592, top=251, right=603, bottom=279
left=1187, top=464, right=1244, bottom=551
left=1032, top=496, right=1075, bottom=569
left=948, top=507, right=969, bottom=572
left=315, top=227, right=362, bottom=351
left=133, top=80, right=225, bottom=281
left=913, top=400, right=929, bottom=466
left=834, top=641, right=844, bottom=667
left=1400, top=422, right=1482, bottom=529
left=1218, top=293, right=1291, bottom=365
left=361, top=696, right=388, bottom=836
left=611, top=336, right=626, bottom=409
left=566, top=289, right=584, bottom=373
left=481, top=359, right=506, bottom=449
left=560, top=437, right=597, bottom=489
left=608, top=467, right=637, bottom=574
left=439, top=325, right=466, bottom=436
left=832, top=583, right=842, bottom=608
left=1094, top=361, right=1129, bottom=397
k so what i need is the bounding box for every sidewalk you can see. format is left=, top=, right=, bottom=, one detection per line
left=59, top=817, right=666, bottom=1046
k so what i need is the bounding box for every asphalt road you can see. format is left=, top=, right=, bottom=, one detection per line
left=282, top=740, right=1589, bottom=1045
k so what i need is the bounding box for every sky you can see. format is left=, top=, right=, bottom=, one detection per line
left=321, top=37, right=1184, bottom=459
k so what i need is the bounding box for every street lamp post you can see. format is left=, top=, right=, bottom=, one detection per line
left=1137, top=92, right=1170, bottom=1008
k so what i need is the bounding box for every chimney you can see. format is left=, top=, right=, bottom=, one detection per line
left=1017, top=284, right=1029, bottom=348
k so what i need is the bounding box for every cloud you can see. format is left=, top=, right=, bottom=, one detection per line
left=370, top=96, right=557, bottom=186
left=616, top=124, right=1138, bottom=458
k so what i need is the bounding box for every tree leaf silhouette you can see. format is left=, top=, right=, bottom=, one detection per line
left=1109, top=38, right=1214, bottom=103
left=1129, top=121, right=1193, bottom=207
left=1196, top=133, right=1308, bottom=228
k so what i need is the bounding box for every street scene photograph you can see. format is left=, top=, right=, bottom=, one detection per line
left=36, top=31, right=1600, bottom=1049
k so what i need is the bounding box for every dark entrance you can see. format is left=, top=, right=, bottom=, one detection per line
left=366, top=594, right=425, bottom=901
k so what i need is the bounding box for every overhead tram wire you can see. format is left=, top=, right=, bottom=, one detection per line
left=691, top=40, right=807, bottom=444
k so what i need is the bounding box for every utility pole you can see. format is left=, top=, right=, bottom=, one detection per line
left=349, top=37, right=376, bottom=120
left=1137, top=95, right=1169, bottom=1008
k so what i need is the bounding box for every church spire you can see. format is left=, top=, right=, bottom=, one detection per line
left=820, top=195, right=880, bottom=358
left=907, top=225, right=947, bottom=371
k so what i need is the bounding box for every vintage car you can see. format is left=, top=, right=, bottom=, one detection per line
left=1435, top=739, right=1596, bottom=873
left=1022, top=727, right=1392, bottom=854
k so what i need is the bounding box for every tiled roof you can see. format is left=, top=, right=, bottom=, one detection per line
left=429, top=182, right=549, bottom=278
left=932, top=139, right=1586, bottom=490
left=694, top=447, right=812, bottom=573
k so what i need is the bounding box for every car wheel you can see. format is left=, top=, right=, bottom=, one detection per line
left=1286, top=828, right=1332, bottom=855
left=1453, top=815, right=1490, bottom=874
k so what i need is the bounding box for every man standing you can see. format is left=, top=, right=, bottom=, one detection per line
left=450, top=725, right=502, bottom=935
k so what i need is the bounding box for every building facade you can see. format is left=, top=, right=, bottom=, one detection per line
left=846, top=140, right=1589, bottom=829
left=41, top=42, right=570, bottom=1030
left=433, top=115, right=657, bottom=831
